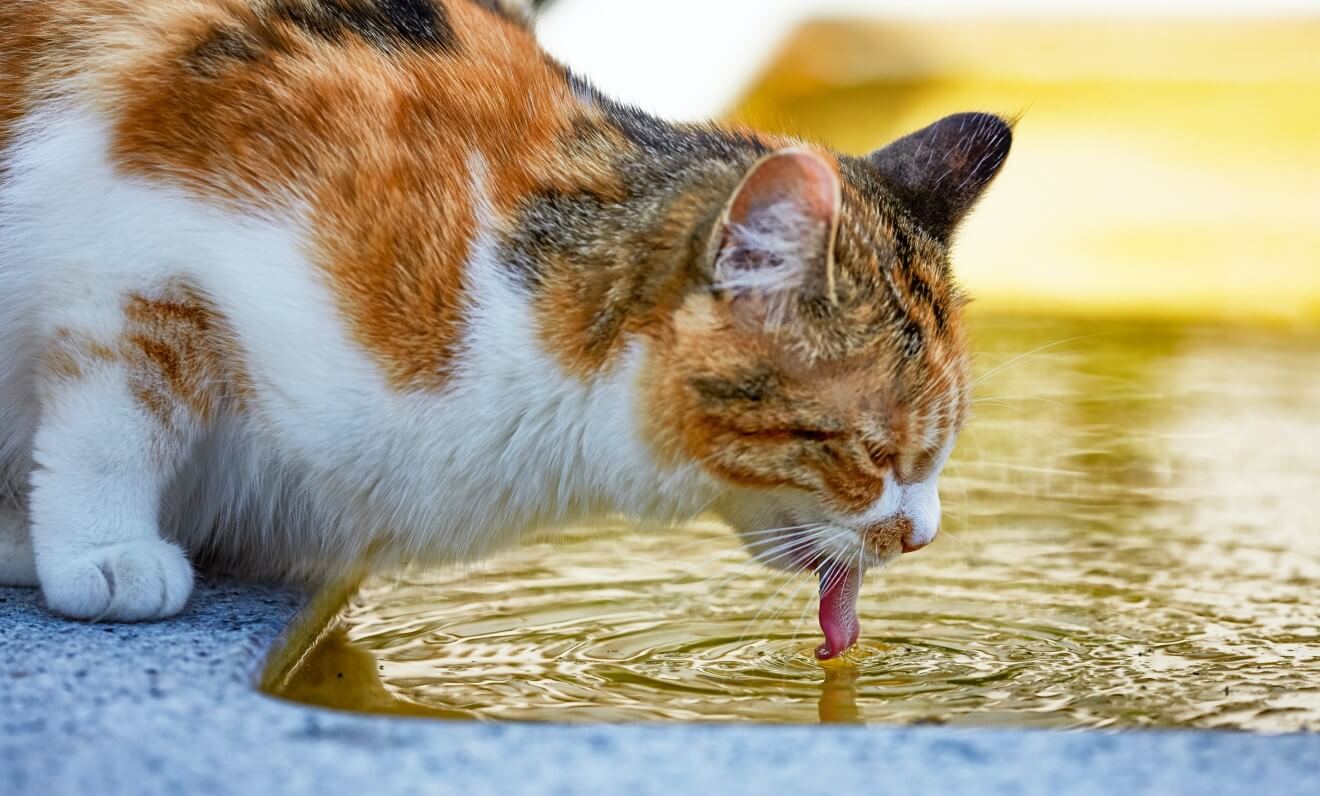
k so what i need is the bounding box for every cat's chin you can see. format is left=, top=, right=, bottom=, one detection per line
left=724, top=505, right=865, bottom=572
left=735, top=514, right=878, bottom=661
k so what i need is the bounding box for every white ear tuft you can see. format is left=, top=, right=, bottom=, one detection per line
left=711, top=148, right=842, bottom=324
left=714, top=199, right=825, bottom=295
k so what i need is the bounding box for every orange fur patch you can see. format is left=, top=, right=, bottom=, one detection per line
left=5, top=1, right=609, bottom=389
left=81, top=0, right=586, bottom=389
left=0, top=1, right=57, bottom=164
left=36, top=283, right=249, bottom=435
left=121, top=282, right=251, bottom=426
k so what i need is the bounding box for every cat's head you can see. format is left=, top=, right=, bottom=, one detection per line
left=644, top=113, right=1011, bottom=655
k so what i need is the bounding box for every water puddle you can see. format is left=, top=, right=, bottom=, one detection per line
left=268, top=316, right=1320, bottom=729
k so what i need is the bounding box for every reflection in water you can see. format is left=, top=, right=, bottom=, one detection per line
left=271, top=315, right=1320, bottom=730
left=818, top=663, right=861, bottom=724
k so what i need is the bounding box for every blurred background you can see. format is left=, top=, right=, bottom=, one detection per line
left=536, top=0, right=1320, bottom=324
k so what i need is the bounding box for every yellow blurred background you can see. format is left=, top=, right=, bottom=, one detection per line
left=728, top=19, right=1320, bottom=325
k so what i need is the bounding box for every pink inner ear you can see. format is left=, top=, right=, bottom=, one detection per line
left=727, top=149, right=842, bottom=231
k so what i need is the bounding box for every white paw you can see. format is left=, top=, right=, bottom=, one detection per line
left=39, top=539, right=194, bottom=622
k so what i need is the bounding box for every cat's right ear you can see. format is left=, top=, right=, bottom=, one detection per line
left=708, top=148, right=842, bottom=318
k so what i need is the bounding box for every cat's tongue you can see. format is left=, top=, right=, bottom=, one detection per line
left=815, top=564, right=863, bottom=661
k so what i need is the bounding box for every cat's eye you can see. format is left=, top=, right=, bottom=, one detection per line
left=907, top=449, right=938, bottom=482
left=791, top=428, right=838, bottom=443
left=864, top=440, right=894, bottom=471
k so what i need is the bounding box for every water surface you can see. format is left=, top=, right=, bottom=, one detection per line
left=272, top=316, right=1320, bottom=730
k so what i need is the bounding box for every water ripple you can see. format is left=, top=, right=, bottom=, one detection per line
left=274, top=318, right=1320, bottom=730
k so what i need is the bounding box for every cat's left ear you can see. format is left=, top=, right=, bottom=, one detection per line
left=869, top=112, right=1013, bottom=243
left=710, top=148, right=842, bottom=310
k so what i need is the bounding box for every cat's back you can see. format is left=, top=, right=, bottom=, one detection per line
left=2, top=0, right=566, bottom=192
left=1, top=0, right=588, bottom=389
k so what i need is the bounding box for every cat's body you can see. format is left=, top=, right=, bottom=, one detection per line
left=0, top=0, right=1009, bottom=653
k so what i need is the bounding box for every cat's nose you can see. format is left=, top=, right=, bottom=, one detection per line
left=901, top=532, right=934, bottom=554
left=862, top=515, right=919, bottom=555
left=863, top=515, right=936, bottom=554
left=856, top=479, right=941, bottom=555
left=900, top=519, right=939, bottom=553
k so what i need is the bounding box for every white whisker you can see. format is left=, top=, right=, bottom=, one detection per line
left=972, top=334, right=1097, bottom=388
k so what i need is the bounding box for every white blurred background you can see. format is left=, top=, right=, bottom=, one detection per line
left=538, top=0, right=1320, bottom=121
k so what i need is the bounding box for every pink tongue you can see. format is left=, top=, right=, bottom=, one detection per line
left=815, top=565, right=862, bottom=660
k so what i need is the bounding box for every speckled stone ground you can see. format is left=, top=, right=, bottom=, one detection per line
left=2, top=582, right=1317, bottom=796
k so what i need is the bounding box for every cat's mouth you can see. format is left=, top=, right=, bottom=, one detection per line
left=738, top=516, right=873, bottom=661
left=736, top=504, right=921, bottom=660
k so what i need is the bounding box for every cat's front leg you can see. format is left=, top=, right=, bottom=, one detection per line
left=28, top=337, right=201, bottom=621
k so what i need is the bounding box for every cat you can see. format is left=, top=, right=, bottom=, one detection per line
left=0, top=0, right=1010, bottom=659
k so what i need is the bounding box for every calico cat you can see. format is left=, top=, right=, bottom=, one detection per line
left=0, top=0, right=1010, bottom=659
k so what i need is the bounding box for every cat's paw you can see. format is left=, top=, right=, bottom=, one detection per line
left=39, top=539, right=194, bottom=622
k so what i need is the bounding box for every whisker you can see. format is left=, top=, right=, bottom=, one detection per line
left=753, top=536, right=831, bottom=569
left=755, top=573, right=817, bottom=638
left=818, top=554, right=851, bottom=596
left=739, top=568, right=809, bottom=643
left=972, top=334, right=1097, bottom=388
left=971, top=395, right=1067, bottom=409
left=792, top=573, right=820, bottom=644
left=677, top=533, right=827, bottom=592
left=737, top=523, right=827, bottom=539
left=743, top=528, right=832, bottom=551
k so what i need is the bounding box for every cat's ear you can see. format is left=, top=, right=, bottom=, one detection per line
left=710, top=148, right=842, bottom=313
left=868, top=112, right=1012, bottom=242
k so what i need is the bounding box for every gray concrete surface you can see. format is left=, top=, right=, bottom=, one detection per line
left=2, top=581, right=1317, bottom=796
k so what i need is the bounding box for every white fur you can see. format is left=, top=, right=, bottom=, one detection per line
left=0, top=104, right=718, bottom=619
left=712, top=198, right=819, bottom=295
left=895, top=475, right=942, bottom=549
left=722, top=435, right=952, bottom=576
left=816, top=438, right=954, bottom=565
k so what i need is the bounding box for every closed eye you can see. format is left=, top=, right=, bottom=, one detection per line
left=789, top=428, right=841, bottom=442
left=906, top=449, right=939, bottom=483
left=864, top=440, right=894, bottom=471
